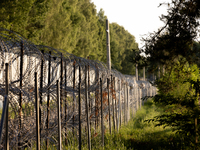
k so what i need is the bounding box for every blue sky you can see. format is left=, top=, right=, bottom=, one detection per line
left=91, top=0, right=171, bottom=48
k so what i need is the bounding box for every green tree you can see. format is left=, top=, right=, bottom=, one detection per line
left=144, top=0, right=200, bottom=147
left=0, top=0, right=139, bottom=75
left=109, top=23, right=138, bottom=74
left=0, top=0, right=48, bottom=43
left=96, top=9, right=107, bottom=62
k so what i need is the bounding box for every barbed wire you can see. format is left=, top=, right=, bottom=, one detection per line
left=0, top=28, right=156, bottom=149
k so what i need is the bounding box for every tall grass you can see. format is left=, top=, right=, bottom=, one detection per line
left=70, top=99, right=187, bottom=150
left=23, top=99, right=190, bottom=149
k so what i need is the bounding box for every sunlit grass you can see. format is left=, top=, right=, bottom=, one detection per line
left=98, top=99, right=192, bottom=150
left=24, top=99, right=192, bottom=149
left=116, top=99, right=176, bottom=150
left=63, top=99, right=179, bottom=150
left=77, top=99, right=187, bottom=150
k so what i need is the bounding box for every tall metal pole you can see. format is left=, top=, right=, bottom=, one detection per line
left=158, top=64, right=160, bottom=79
left=143, top=66, right=145, bottom=81
left=136, top=64, right=138, bottom=81
left=106, top=19, right=111, bottom=70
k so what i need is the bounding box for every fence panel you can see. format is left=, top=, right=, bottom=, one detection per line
left=0, top=28, right=157, bottom=149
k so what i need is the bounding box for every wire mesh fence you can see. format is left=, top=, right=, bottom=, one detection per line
left=0, top=28, right=157, bottom=149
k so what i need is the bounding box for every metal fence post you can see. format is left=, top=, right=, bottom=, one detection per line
left=85, top=65, right=91, bottom=150
left=124, top=83, right=127, bottom=124
left=35, top=72, right=40, bottom=150
left=73, top=60, right=76, bottom=135
left=127, top=84, right=129, bottom=122
left=60, top=54, right=63, bottom=120
left=107, top=78, right=111, bottom=134
left=5, top=63, right=9, bottom=150
left=39, top=50, right=44, bottom=131
left=95, top=64, right=99, bottom=130
left=64, top=60, right=68, bottom=146
left=46, top=51, right=51, bottom=150
left=114, top=78, right=118, bottom=132
left=100, top=78, right=104, bottom=146
left=19, top=41, right=24, bottom=138
left=78, top=64, right=81, bottom=150
left=119, top=80, right=122, bottom=127
left=57, top=80, right=62, bottom=150
left=111, top=75, right=115, bottom=130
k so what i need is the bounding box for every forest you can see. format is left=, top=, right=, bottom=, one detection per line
left=0, top=0, right=139, bottom=75
left=2, top=0, right=200, bottom=149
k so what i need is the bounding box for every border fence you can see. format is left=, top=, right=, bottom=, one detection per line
left=0, top=28, right=157, bottom=149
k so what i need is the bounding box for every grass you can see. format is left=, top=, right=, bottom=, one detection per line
left=113, top=99, right=177, bottom=150
left=16, top=99, right=192, bottom=149
left=78, top=99, right=187, bottom=150
left=61, top=99, right=182, bottom=150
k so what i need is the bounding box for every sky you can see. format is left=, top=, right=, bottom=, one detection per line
left=91, top=0, right=171, bottom=49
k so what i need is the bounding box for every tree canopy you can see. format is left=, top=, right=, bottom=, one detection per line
left=143, top=0, right=200, bottom=66
left=0, top=0, right=139, bottom=75
left=143, top=0, right=200, bottom=148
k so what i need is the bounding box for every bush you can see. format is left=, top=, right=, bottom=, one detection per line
left=149, top=62, right=200, bottom=148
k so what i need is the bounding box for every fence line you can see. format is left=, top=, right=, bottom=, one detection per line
left=0, top=28, right=157, bottom=149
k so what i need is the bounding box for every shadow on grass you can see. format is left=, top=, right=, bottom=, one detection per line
left=121, top=131, right=195, bottom=150
left=117, top=99, right=192, bottom=150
